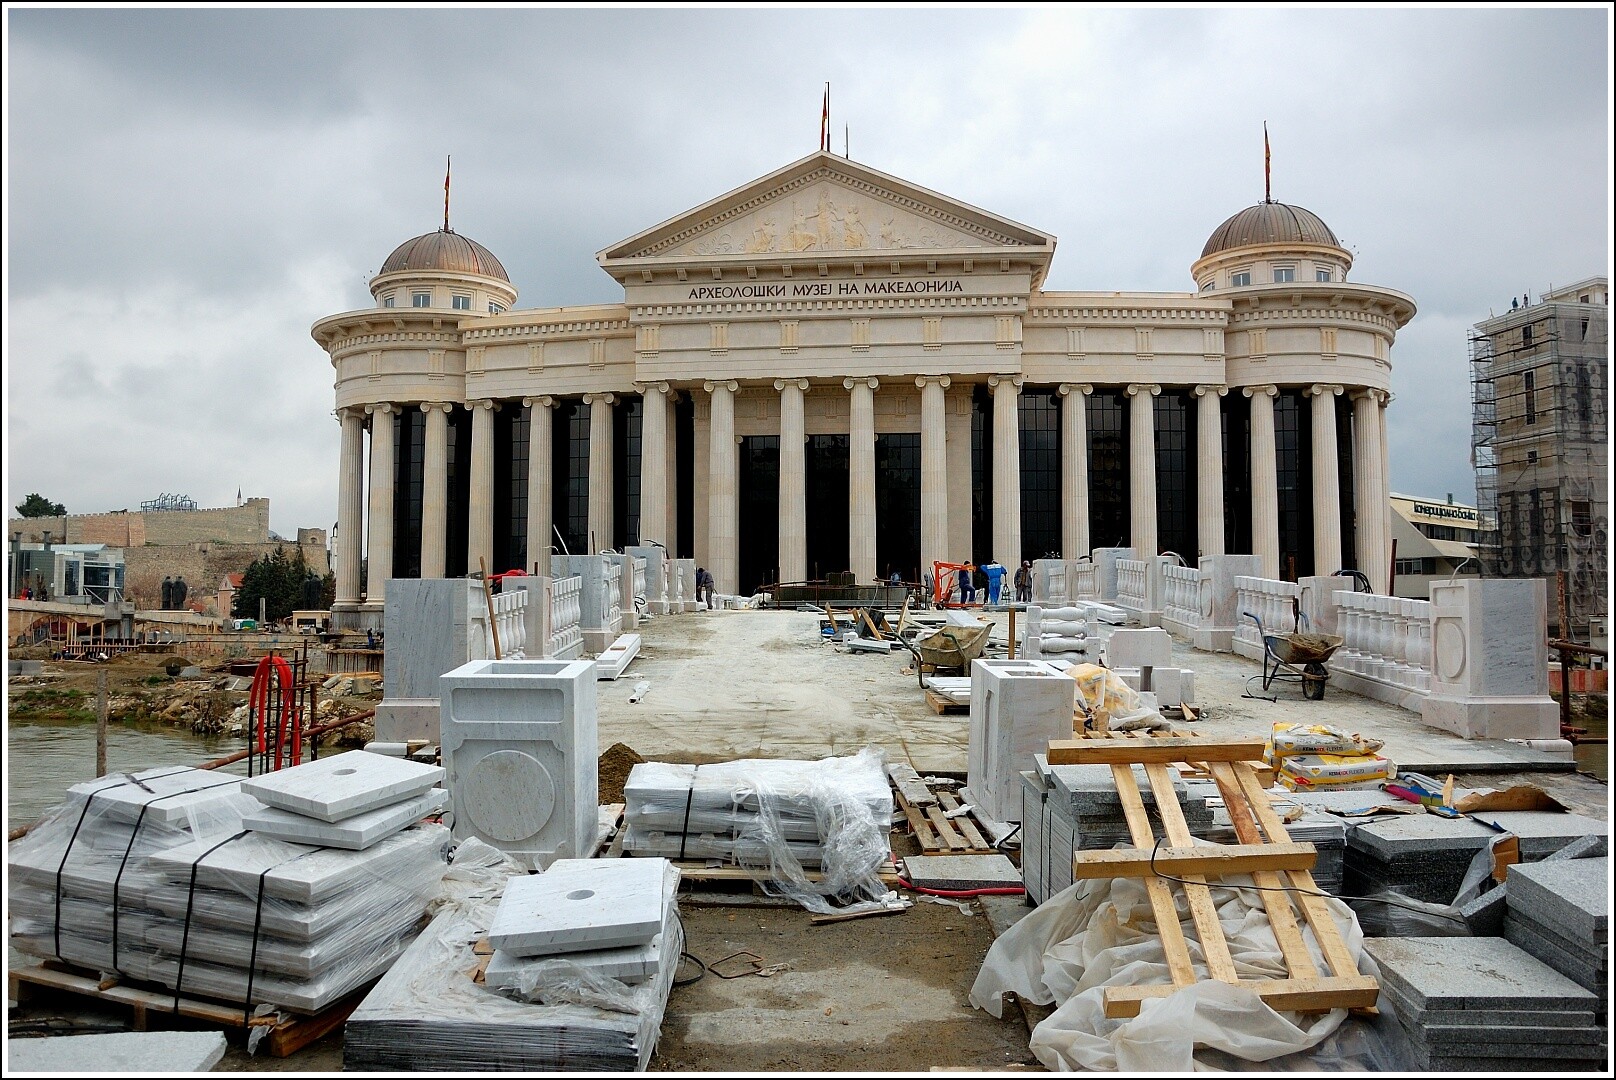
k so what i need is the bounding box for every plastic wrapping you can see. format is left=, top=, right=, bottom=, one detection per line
left=1065, top=663, right=1154, bottom=731
left=1264, top=723, right=1386, bottom=764
left=970, top=864, right=1384, bottom=1070
left=1345, top=834, right=1501, bottom=938
left=7, top=766, right=449, bottom=1016
left=622, top=750, right=900, bottom=916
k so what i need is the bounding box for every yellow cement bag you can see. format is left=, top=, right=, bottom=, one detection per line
left=1277, top=752, right=1395, bottom=791
left=1066, top=663, right=1146, bottom=732
left=1264, top=723, right=1386, bottom=766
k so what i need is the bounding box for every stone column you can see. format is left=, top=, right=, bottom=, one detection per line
left=705, top=380, right=738, bottom=594
left=1058, top=383, right=1091, bottom=561
left=846, top=377, right=879, bottom=582
left=1127, top=383, right=1160, bottom=559
left=420, top=403, right=451, bottom=578
left=776, top=379, right=808, bottom=583
left=363, top=402, right=397, bottom=607
left=1245, top=384, right=1280, bottom=579
left=1353, top=389, right=1390, bottom=593
left=525, top=396, right=554, bottom=578
left=334, top=407, right=365, bottom=609
left=584, top=392, right=615, bottom=553
left=988, top=374, right=1023, bottom=567
left=1194, top=385, right=1226, bottom=559
left=467, top=399, right=497, bottom=575
left=1309, top=384, right=1344, bottom=575
left=917, top=376, right=951, bottom=579
left=637, top=384, right=669, bottom=548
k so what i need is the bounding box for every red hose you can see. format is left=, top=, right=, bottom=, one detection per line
left=895, top=875, right=1025, bottom=898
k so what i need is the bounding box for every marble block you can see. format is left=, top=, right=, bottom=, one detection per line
left=5, top=1030, right=226, bottom=1073
left=489, top=858, right=667, bottom=956
left=1077, top=600, right=1128, bottom=625
left=439, top=658, right=598, bottom=871
left=969, top=659, right=1077, bottom=824
left=1194, top=554, right=1262, bottom=653
left=1090, top=548, right=1136, bottom=602
left=241, top=751, right=444, bottom=823
left=596, top=633, right=641, bottom=680
left=243, top=787, right=448, bottom=850
left=903, top=854, right=1021, bottom=890
left=67, top=767, right=247, bottom=827
left=1104, top=627, right=1173, bottom=669
left=554, top=555, right=623, bottom=641
left=1422, top=578, right=1560, bottom=740
left=1113, top=666, right=1194, bottom=706
left=485, top=935, right=662, bottom=987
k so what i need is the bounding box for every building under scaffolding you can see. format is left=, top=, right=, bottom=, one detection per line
left=1470, top=277, right=1608, bottom=641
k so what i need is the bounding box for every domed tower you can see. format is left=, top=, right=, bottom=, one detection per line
left=369, top=228, right=518, bottom=315
left=1190, top=200, right=1352, bottom=292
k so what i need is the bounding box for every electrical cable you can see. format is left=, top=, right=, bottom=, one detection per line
left=1146, top=837, right=1468, bottom=924
left=895, top=875, right=1025, bottom=898
left=670, top=911, right=706, bottom=987
left=994, top=821, right=1023, bottom=853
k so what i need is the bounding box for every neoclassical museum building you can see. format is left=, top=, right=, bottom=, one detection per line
left=313, top=151, right=1415, bottom=625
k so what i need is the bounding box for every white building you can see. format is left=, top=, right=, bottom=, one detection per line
left=313, top=151, right=1415, bottom=628
left=1388, top=492, right=1483, bottom=598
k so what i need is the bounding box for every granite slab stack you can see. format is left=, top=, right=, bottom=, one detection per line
left=1018, top=757, right=1214, bottom=904
left=239, top=751, right=446, bottom=850
left=8, top=766, right=450, bottom=1015
left=345, top=884, right=682, bottom=1070
left=1504, top=858, right=1608, bottom=1012
left=621, top=753, right=892, bottom=868
left=1198, top=793, right=1345, bottom=895
left=1365, top=936, right=1607, bottom=1071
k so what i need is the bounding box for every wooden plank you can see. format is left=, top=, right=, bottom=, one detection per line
left=1109, top=764, right=1196, bottom=988
left=1102, top=974, right=1380, bottom=1018
left=809, top=904, right=908, bottom=926
left=923, top=804, right=969, bottom=851
left=939, top=791, right=993, bottom=851
left=1228, top=760, right=1362, bottom=982
left=887, top=763, right=938, bottom=808
left=267, top=995, right=361, bottom=1057
left=1206, top=761, right=1318, bottom=981
left=1070, top=842, right=1318, bottom=879
left=1048, top=738, right=1266, bottom=766
left=1144, top=762, right=1239, bottom=986
left=900, top=796, right=945, bottom=852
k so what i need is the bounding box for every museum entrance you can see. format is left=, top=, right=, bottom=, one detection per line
left=737, top=435, right=780, bottom=595
left=804, top=434, right=850, bottom=581
left=875, top=433, right=921, bottom=583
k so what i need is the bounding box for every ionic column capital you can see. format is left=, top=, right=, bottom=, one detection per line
left=1243, top=384, right=1279, bottom=399
left=467, top=398, right=499, bottom=412
left=521, top=395, right=556, bottom=409
left=774, top=378, right=810, bottom=392
left=1307, top=383, right=1345, bottom=398
left=703, top=380, right=739, bottom=394
left=364, top=401, right=398, bottom=417
left=421, top=401, right=454, bottom=415
left=1192, top=384, right=1228, bottom=398
left=915, top=375, right=952, bottom=390
left=1125, top=383, right=1161, bottom=397
left=843, top=376, right=880, bottom=391
left=986, top=374, right=1024, bottom=390
left=336, top=406, right=365, bottom=423
left=632, top=382, right=671, bottom=395
left=1057, top=382, right=1093, bottom=396
left=581, top=392, right=617, bottom=406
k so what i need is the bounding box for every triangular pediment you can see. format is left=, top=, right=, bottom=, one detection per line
left=599, top=152, right=1054, bottom=264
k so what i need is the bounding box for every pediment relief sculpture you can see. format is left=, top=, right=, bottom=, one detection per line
left=681, top=180, right=992, bottom=257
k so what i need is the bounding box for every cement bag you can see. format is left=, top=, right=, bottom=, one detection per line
left=1264, top=723, right=1385, bottom=765
left=1277, top=753, right=1394, bottom=791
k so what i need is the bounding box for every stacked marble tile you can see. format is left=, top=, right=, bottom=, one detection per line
left=239, top=751, right=448, bottom=851
left=1198, top=793, right=1346, bottom=895
left=8, top=764, right=450, bottom=1015
left=1504, top=857, right=1608, bottom=1013
left=345, top=866, right=683, bottom=1071
left=621, top=754, right=892, bottom=867
left=1344, top=812, right=1609, bottom=935
left=1365, top=937, right=1607, bottom=1071
left=1019, top=757, right=1213, bottom=904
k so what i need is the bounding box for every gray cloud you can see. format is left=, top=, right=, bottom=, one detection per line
left=6, top=7, right=1608, bottom=534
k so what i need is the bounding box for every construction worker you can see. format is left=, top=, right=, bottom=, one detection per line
left=958, top=563, right=976, bottom=604
left=1015, top=560, right=1033, bottom=604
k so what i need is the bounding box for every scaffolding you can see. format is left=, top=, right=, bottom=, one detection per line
left=139, top=492, right=199, bottom=512
left=1469, top=292, right=1608, bottom=640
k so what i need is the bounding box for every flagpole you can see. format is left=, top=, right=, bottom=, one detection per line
left=1263, top=123, right=1270, bottom=203
left=443, top=155, right=452, bottom=232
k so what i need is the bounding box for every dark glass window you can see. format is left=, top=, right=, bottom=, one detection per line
left=1087, top=390, right=1129, bottom=550
left=1019, top=388, right=1061, bottom=561
left=971, top=387, right=992, bottom=564
left=737, top=435, right=780, bottom=594
left=613, top=396, right=643, bottom=549
left=805, top=434, right=850, bottom=580
left=1154, top=392, right=1195, bottom=560
left=493, top=406, right=529, bottom=574
left=392, top=406, right=424, bottom=578
left=675, top=393, right=694, bottom=558
left=551, top=399, right=590, bottom=557
left=876, top=433, right=922, bottom=582
left=1524, top=370, right=1537, bottom=425
left=1222, top=393, right=1252, bottom=555
left=444, top=407, right=471, bottom=576
left=1337, top=394, right=1357, bottom=572
left=1274, top=390, right=1314, bottom=578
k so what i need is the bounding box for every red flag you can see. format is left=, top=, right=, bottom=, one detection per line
left=443, top=155, right=451, bottom=231
left=1263, top=123, right=1271, bottom=202
left=820, top=84, right=829, bottom=151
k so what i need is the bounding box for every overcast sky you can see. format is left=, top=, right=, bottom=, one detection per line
left=5, top=6, right=1610, bottom=539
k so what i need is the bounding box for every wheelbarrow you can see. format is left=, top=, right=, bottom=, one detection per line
left=896, top=619, right=993, bottom=687
left=1243, top=611, right=1343, bottom=700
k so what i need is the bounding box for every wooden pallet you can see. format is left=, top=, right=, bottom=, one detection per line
left=890, top=768, right=996, bottom=855
left=923, top=688, right=968, bottom=714
left=1057, top=737, right=1378, bottom=1019
left=8, top=961, right=360, bottom=1057
left=1053, top=729, right=1277, bottom=786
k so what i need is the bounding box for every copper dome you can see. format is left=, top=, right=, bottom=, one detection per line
left=1201, top=202, right=1339, bottom=259
left=379, top=229, right=509, bottom=281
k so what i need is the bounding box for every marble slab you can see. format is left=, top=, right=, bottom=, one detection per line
left=243, top=787, right=447, bottom=850
left=5, top=1030, right=227, bottom=1073
left=903, top=854, right=1021, bottom=890
left=1506, top=857, right=1609, bottom=943
left=1363, top=936, right=1600, bottom=1011
left=68, top=767, right=250, bottom=827
left=1103, top=627, right=1173, bottom=668
left=595, top=633, right=641, bottom=680
left=485, top=935, right=662, bottom=987
left=489, top=858, right=668, bottom=956
left=241, top=751, right=444, bottom=823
